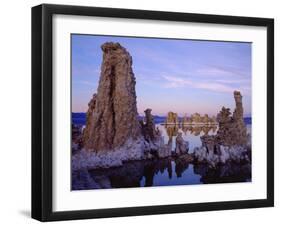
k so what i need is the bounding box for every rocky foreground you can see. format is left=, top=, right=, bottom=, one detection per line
left=72, top=42, right=251, bottom=170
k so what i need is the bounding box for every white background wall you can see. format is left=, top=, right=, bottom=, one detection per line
left=0, top=0, right=279, bottom=225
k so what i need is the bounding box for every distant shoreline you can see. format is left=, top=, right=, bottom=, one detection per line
left=72, top=112, right=252, bottom=126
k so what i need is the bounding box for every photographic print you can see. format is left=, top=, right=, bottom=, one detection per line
left=32, top=4, right=273, bottom=221
left=71, top=35, right=252, bottom=190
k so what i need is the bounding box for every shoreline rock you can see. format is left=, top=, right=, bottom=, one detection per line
left=193, top=91, right=251, bottom=167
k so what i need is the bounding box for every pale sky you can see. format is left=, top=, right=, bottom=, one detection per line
left=72, top=34, right=252, bottom=117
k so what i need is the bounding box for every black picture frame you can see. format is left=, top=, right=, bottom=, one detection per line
left=32, top=3, right=274, bottom=222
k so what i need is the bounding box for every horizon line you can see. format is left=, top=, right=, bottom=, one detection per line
left=71, top=112, right=252, bottom=117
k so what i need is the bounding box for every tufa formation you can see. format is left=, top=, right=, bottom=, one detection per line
left=141, top=109, right=158, bottom=142
left=193, top=91, right=250, bottom=167
left=216, top=91, right=247, bottom=146
left=165, top=112, right=179, bottom=124
left=83, top=42, right=141, bottom=152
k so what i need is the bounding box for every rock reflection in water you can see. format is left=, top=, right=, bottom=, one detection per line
left=165, top=124, right=217, bottom=137
left=72, top=156, right=251, bottom=190
left=193, top=162, right=251, bottom=184
left=174, top=157, right=190, bottom=177
left=182, top=125, right=217, bottom=136
left=158, top=124, right=218, bottom=151
left=72, top=158, right=174, bottom=190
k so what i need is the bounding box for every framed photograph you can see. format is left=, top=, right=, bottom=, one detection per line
left=32, top=4, right=274, bottom=221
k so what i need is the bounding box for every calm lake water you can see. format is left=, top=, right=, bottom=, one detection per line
left=72, top=114, right=252, bottom=190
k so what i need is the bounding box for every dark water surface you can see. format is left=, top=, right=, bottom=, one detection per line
left=72, top=158, right=251, bottom=190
